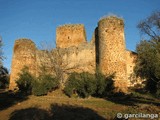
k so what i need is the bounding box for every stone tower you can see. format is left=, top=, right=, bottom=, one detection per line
left=98, top=16, right=128, bottom=92
left=56, top=24, right=87, bottom=48
left=9, top=39, right=37, bottom=90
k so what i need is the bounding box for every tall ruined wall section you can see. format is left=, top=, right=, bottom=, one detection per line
left=56, top=24, right=87, bottom=48
left=9, top=39, right=37, bottom=90
left=98, top=16, right=128, bottom=92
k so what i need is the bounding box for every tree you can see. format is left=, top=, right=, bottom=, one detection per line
left=135, top=11, right=160, bottom=95
left=39, top=42, right=80, bottom=88
left=0, top=66, right=9, bottom=88
left=0, top=36, right=9, bottom=89
left=16, top=66, right=34, bottom=94
left=137, top=11, right=160, bottom=41
left=0, top=36, right=3, bottom=66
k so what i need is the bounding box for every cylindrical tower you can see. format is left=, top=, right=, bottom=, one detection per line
left=9, top=39, right=37, bottom=90
left=98, top=16, right=128, bottom=92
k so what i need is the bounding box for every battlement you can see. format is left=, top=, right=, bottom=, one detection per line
left=56, top=24, right=87, bottom=48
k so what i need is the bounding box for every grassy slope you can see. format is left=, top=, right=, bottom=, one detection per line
left=0, top=89, right=160, bottom=120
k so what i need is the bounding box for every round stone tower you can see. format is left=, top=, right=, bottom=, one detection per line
left=98, top=16, right=128, bottom=92
left=9, top=39, right=37, bottom=90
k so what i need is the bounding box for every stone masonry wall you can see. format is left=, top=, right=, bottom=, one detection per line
left=56, top=24, right=87, bottom=48
left=98, top=16, right=128, bottom=92
left=9, top=39, right=37, bottom=90
left=9, top=16, right=139, bottom=91
left=9, top=39, right=95, bottom=90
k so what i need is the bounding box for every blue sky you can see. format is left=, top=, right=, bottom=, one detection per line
left=0, top=0, right=159, bottom=71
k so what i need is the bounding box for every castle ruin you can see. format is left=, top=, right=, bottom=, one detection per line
left=9, top=16, right=138, bottom=92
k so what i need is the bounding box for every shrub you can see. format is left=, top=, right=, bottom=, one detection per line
left=16, top=66, right=35, bottom=95
left=16, top=66, right=60, bottom=96
left=63, top=72, right=79, bottom=97
left=64, top=72, right=96, bottom=98
left=104, top=74, right=115, bottom=95
left=95, top=72, right=106, bottom=96
left=95, top=72, right=115, bottom=97
left=156, top=89, right=160, bottom=98
left=77, top=72, right=96, bottom=98
left=64, top=72, right=115, bottom=98
left=156, top=83, right=160, bottom=98
left=0, top=66, right=9, bottom=89
left=32, top=74, right=59, bottom=96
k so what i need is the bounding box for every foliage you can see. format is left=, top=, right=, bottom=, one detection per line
left=135, top=11, right=160, bottom=95
left=64, top=72, right=97, bottom=98
left=155, top=83, right=160, bottom=98
left=137, top=11, right=160, bottom=41
left=16, top=66, right=35, bottom=95
left=40, top=43, right=80, bottom=88
left=63, top=72, right=78, bottom=97
left=95, top=72, right=106, bottom=96
left=0, top=66, right=9, bottom=88
left=64, top=72, right=115, bottom=98
left=95, top=72, right=115, bottom=97
left=32, top=74, right=59, bottom=96
left=0, top=36, right=3, bottom=66
left=16, top=65, right=60, bottom=96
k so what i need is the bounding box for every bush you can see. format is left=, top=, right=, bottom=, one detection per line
left=63, top=72, right=79, bottom=97
left=77, top=72, right=97, bottom=98
left=64, top=72, right=115, bottom=98
left=16, top=66, right=35, bottom=95
left=16, top=66, right=59, bottom=96
left=95, top=72, right=115, bottom=97
left=95, top=72, right=106, bottom=96
left=32, top=74, right=59, bottom=96
left=0, top=66, right=9, bottom=89
left=155, top=83, right=160, bottom=98
left=64, top=72, right=96, bottom=98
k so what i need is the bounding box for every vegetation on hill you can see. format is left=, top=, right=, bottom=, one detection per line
left=16, top=66, right=115, bottom=98
left=16, top=66, right=59, bottom=96
left=0, top=37, right=9, bottom=89
left=135, top=11, right=160, bottom=98
left=64, top=72, right=115, bottom=98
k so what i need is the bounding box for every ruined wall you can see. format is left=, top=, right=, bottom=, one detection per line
left=9, top=17, right=139, bottom=91
left=9, top=39, right=37, bottom=90
left=56, top=24, right=87, bottom=48
left=98, top=16, right=128, bottom=92
left=9, top=39, right=95, bottom=90
left=60, top=42, right=95, bottom=74
left=126, top=50, right=137, bottom=81
left=126, top=50, right=145, bottom=87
